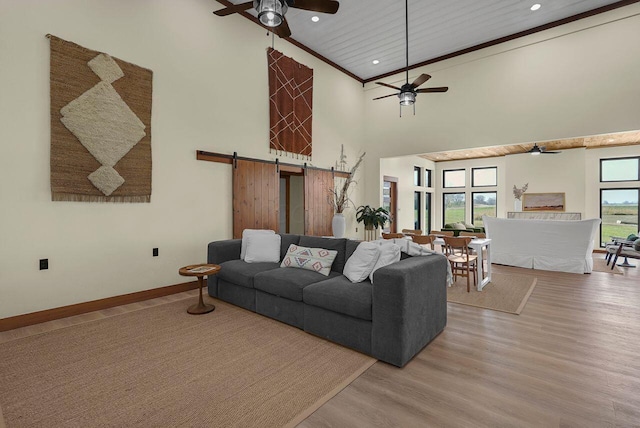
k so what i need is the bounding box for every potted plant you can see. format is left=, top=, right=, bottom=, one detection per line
left=356, top=205, right=391, bottom=241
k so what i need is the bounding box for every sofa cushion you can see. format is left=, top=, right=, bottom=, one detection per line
left=279, top=234, right=300, bottom=261
left=303, top=275, right=372, bottom=321
left=298, top=236, right=347, bottom=273
left=218, top=259, right=280, bottom=289
left=255, top=268, right=341, bottom=301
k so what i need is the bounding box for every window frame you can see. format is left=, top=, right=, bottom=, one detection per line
left=443, top=169, right=466, bottom=189
left=599, top=156, right=640, bottom=183
left=414, top=166, right=422, bottom=186
left=414, top=191, right=422, bottom=230
left=471, top=191, right=497, bottom=226
left=424, top=169, right=432, bottom=188
left=471, top=166, right=498, bottom=187
left=442, top=192, right=466, bottom=226
left=599, top=187, right=640, bottom=247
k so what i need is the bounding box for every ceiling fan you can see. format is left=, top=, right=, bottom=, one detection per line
left=373, top=0, right=448, bottom=116
left=213, top=0, right=340, bottom=38
left=527, top=143, right=560, bottom=155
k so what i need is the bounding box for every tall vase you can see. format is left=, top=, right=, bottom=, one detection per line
left=332, top=213, right=346, bottom=238
left=514, top=199, right=522, bottom=212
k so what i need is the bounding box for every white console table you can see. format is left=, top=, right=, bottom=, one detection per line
left=506, top=212, right=581, bottom=220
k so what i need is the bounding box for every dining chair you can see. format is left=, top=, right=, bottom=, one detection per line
left=411, top=234, right=434, bottom=250
left=430, top=230, right=454, bottom=236
left=443, top=236, right=478, bottom=292
left=402, top=229, right=423, bottom=236
left=382, top=232, right=404, bottom=239
left=459, top=231, right=486, bottom=239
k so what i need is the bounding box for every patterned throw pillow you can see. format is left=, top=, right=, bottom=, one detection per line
left=280, top=244, right=338, bottom=276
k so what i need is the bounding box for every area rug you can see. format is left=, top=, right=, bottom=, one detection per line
left=0, top=299, right=375, bottom=427
left=591, top=257, right=623, bottom=274
left=447, top=272, right=537, bottom=314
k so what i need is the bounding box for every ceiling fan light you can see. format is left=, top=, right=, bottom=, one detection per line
left=399, top=91, right=415, bottom=106
left=530, top=151, right=540, bottom=156
left=255, top=0, right=287, bottom=27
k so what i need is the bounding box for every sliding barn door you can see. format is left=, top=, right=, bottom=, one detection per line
left=304, top=168, right=334, bottom=237
left=232, top=160, right=279, bottom=239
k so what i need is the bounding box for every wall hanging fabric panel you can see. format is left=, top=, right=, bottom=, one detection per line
left=49, top=35, right=153, bottom=202
left=267, top=48, right=313, bottom=159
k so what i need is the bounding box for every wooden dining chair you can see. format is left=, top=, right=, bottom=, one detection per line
left=443, top=236, right=478, bottom=292
left=382, top=232, right=404, bottom=239
left=459, top=231, right=486, bottom=239
left=411, top=234, right=435, bottom=250
left=402, top=229, right=423, bottom=236
left=430, top=230, right=454, bottom=237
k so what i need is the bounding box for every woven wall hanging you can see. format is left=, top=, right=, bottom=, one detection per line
left=49, top=35, right=153, bottom=202
left=267, top=48, right=313, bottom=160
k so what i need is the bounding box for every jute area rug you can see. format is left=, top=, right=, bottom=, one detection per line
left=0, top=299, right=375, bottom=427
left=447, top=272, right=537, bottom=315
left=591, top=257, right=623, bottom=274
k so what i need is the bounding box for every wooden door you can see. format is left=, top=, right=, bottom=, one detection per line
left=304, top=168, right=334, bottom=237
left=232, top=159, right=279, bottom=239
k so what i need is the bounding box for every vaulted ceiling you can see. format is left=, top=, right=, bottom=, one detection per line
left=213, top=0, right=637, bottom=82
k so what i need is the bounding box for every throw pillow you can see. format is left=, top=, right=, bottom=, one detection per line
left=241, top=229, right=275, bottom=260
left=281, top=244, right=338, bottom=276
left=244, top=233, right=281, bottom=263
left=343, top=242, right=381, bottom=283
left=464, top=222, right=475, bottom=229
left=369, top=241, right=401, bottom=284
left=634, top=238, right=640, bottom=252
left=452, top=222, right=467, bottom=230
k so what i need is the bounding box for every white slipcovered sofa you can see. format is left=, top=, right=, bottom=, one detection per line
left=483, top=216, right=601, bottom=274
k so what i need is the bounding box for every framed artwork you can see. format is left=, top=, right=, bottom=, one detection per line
left=522, top=193, right=566, bottom=211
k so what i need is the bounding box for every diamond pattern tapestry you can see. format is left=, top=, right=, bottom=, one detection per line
left=49, top=35, right=152, bottom=202
left=267, top=48, right=313, bottom=159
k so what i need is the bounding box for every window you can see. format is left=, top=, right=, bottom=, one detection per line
left=443, top=169, right=465, bottom=188
left=414, top=191, right=422, bottom=230
left=600, top=188, right=639, bottom=246
left=472, top=167, right=497, bottom=187
left=600, top=157, right=640, bottom=182
left=414, top=166, right=421, bottom=186
left=472, top=192, right=497, bottom=226
left=424, top=169, right=432, bottom=188
left=443, top=193, right=465, bottom=225
left=425, top=192, right=432, bottom=233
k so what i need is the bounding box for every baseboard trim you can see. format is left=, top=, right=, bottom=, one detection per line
left=0, top=281, right=200, bottom=332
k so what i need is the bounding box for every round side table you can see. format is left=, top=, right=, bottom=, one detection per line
left=178, top=264, right=221, bottom=315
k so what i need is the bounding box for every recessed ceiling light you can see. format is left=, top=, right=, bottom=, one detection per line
left=372, top=59, right=380, bottom=65
left=530, top=4, right=541, bottom=11
left=311, top=16, right=319, bottom=22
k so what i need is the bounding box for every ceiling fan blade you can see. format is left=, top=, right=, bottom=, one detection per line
left=416, top=87, right=449, bottom=93
left=213, top=1, right=254, bottom=16
left=541, top=151, right=560, bottom=154
left=375, top=82, right=401, bottom=90
left=373, top=93, right=399, bottom=101
left=410, top=74, right=431, bottom=88
left=274, top=16, right=292, bottom=38
left=290, top=0, right=340, bottom=14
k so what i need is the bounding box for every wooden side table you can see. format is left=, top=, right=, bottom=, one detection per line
left=178, top=264, right=221, bottom=314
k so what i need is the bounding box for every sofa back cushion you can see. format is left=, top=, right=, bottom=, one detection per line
left=279, top=234, right=301, bottom=261
left=298, top=236, right=347, bottom=273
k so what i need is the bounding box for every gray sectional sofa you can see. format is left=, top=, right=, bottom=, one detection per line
left=207, top=234, right=448, bottom=367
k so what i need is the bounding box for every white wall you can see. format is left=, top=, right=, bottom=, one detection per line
left=0, top=0, right=365, bottom=318
left=362, top=4, right=640, bottom=205
left=379, top=156, right=435, bottom=232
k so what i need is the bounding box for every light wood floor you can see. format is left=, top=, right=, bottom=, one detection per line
left=1, top=256, right=639, bottom=427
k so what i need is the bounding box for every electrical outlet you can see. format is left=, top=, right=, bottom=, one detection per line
left=153, top=248, right=159, bottom=257
left=39, top=259, right=48, bottom=270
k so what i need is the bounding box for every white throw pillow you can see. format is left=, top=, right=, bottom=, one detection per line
left=244, top=233, right=281, bottom=263
left=343, top=242, right=381, bottom=283
left=241, top=229, right=275, bottom=260
left=369, top=242, right=401, bottom=284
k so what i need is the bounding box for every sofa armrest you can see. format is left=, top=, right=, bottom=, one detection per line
left=207, top=239, right=242, bottom=264
left=371, top=255, right=448, bottom=367
left=206, top=240, right=242, bottom=297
